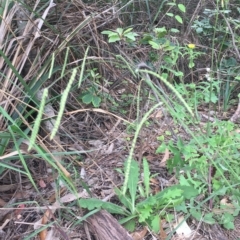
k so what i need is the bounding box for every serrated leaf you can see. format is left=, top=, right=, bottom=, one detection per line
left=79, top=198, right=103, bottom=210
left=175, top=15, right=183, bottom=24
left=143, top=158, right=150, bottom=197
left=92, top=95, right=101, bottom=107
left=178, top=4, right=186, bottom=13
left=138, top=205, right=152, bottom=222
left=82, top=93, right=93, bottom=104
left=136, top=195, right=156, bottom=209
left=79, top=198, right=126, bottom=215
left=162, top=187, right=183, bottom=200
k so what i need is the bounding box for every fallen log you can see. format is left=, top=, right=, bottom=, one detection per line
left=87, top=210, right=133, bottom=240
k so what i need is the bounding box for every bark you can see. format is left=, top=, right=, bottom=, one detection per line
left=87, top=210, right=133, bottom=240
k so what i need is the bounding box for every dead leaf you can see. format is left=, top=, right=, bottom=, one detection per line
left=159, top=219, right=167, bottom=240
left=160, top=149, right=169, bottom=167
left=131, top=227, right=148, bottom=240
left=150, top=109, right=163, bottom=119
left=39, top=179, right=47, bottom=188
left=59, top=190, right=88, bottom=203
left=14, top=204, right=25, bottom=217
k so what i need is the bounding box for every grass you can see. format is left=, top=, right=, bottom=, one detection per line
left=1, top=0, right=240, bottom=239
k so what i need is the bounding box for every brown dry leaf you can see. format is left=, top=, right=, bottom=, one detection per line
left=88, top=139, right=104, bottom=148
left=59, top=190, right=89, bottom=203
left=39, top=179, right=47, bottom=188
left=14, top=204, right=25, bottom=217
left=159, top=219, right=167, bottom=240
left=150, top=109, right=163, bottom=119
left=104, top=142, right=114, bottom=154
left=131, top=227, right=148, bottom=240
left=160, top=149, right=170, bottom=167
left=0, top=198, right=6, bottom=207
left=39, top=209, right=53, bottom=240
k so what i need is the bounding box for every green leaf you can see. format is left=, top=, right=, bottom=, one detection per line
left=179, top=175, right=190, bottom=186
left=101, top=30, right=114, bottom=35
left=79, top=198, right=126, bottom=215
left=92, top=95, right=101, bottom=107
left=82, top=93, right=93, bottom=104
left=123, top=28, right=133, bottom=34
left=156, top=143, right=167, bottom=153
left=203, top=213, right=215, bottom=224
left=124, top=32, right=138, bottom=41
left=143, top=158, right=150, bottom=197
left=109, top=35, right=121, bottom=43
left=170, top=28, right=180, bottom=33
left=114, top=187, right=132, bottom=210
left=190, top=209, right=202, bottom=221
left=124, top=219, right=136, bottom=232
left=102, top=201, right=127, bottom=215
left=128, top=160, right=139, bottom=211
left=166, top=12, right=174, bottom=17
left=79, top=198, right=103, bottom=210
left=154, top=27, right=167, bottom=33
left=138, top=184, right=145, bottom=198
left=175, top=15, right=183, bottom=24
left=188, top=60, right=195, bottom=68
left=116, top=28, right=123, bottom=35
left=148, top=41, right=161, bottom=50
left=151, top=215, right=160, bottom=233
left=178, top=4, right=186, bottom=13
left=222, top=213, right=234, bottom=229
left=138, top=205, right=153, bottom=222
left=119, top=215, right=137, bottom=225
left=167, top=2, right=176, bottom=6
left=175, top=203, right=188, bottom=213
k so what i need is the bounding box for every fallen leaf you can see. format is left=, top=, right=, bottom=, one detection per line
left=14, top=204, right=25, bottom=216
left=159, top=219, right=167, bottom=240
left=160, top=149, right=169, bottom=167
left=131, top=227, right=148, bottom=240
left=39, top=179, right=47, bottom=188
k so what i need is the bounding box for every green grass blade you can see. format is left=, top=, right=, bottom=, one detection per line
left=28, top=88, right=48, bottom=151
left=78, top=46, right=89, bottom=88
left=50, top=68, right=78, bottom=139
left=123, top=102, right=163, bottom=195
